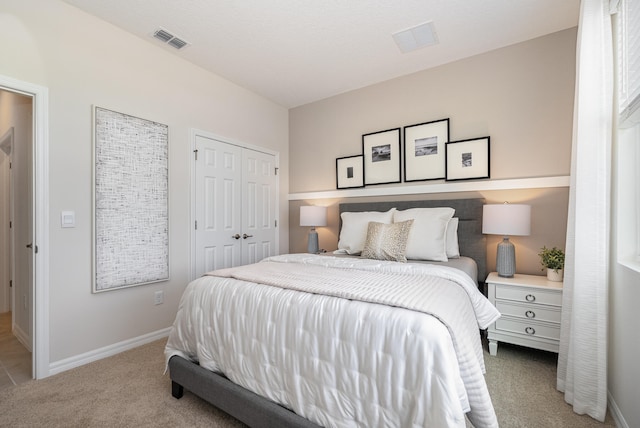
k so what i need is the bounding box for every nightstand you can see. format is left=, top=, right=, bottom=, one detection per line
left=486, top=272, right=563, bottom=356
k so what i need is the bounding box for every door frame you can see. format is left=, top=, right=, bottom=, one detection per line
left=189, top=128, right=279, bottom=281
left=0, top=74, right=50, bottom=379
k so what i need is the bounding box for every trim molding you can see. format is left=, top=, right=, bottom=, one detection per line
left=608, top=391, right=630, bottom=428
left=48, top=328, right=171, bottom=376
left=288, top=175, right=570, bottom=201
left=12, top=323, right=30, bottom=353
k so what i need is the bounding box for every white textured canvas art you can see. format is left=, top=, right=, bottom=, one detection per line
left=93, top=107, right=169, bottom=292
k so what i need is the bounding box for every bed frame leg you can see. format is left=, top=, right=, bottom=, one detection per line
left=172, top=381, right=184, bottom=399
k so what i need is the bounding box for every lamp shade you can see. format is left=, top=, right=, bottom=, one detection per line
left=300, top=205, right=327, bottom=227
left=482, top=204, right=531, bottom=236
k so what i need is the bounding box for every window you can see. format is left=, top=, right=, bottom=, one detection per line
left=615, top=0, right=640, bottom=269
left=617, top=0, right=640, bottom=124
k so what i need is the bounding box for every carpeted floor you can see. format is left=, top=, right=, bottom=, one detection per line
left=482, top=341, right=615, bottom=428
left=0, top=338, right=616, bottom=427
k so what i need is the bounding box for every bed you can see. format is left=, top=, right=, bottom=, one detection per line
left=165, top=198, right=499, bottom=427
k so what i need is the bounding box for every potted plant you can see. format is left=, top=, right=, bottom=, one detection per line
left=538, top=246, right=565, bottom=282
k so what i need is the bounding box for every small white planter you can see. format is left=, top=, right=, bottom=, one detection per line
left=547, top=268, right=564, bottom=282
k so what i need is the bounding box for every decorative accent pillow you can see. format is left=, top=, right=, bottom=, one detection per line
left=360, top=220, right=414, bottom=262
left=446, top=217, right=461, bottom=258
left=393, top=207, right=455, bottom=261
left=335, top=208, right=396, bottom=255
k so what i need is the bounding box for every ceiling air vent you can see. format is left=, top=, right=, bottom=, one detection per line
left=152, top=28, right=190, bottom=50
left=392, top=21, right=439, bottom=53
left=168, top=37, right=188, bottom=50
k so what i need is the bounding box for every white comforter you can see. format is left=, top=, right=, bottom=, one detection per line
left=165, top=254, right=500, bottom=428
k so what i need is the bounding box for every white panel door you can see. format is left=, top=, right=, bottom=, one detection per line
left=241, top=149, right=277, bottom=265
left=194, top=134, right=278, bottom=278
left=194, top=135, right=242, bottom=277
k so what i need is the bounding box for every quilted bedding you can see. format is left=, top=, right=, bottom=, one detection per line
left=165, top=254, right=500, bottom=427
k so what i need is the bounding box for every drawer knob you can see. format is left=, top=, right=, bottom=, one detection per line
left=525, top=294, right=536, bottom=302
left=525, top=310, right=536, bottom=318
left=525, top=327, right=536, bottom=335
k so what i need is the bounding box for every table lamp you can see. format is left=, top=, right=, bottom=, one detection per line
left=300, top=205, right=327, bottom=254
left=482, top=203, right=531, bottom=277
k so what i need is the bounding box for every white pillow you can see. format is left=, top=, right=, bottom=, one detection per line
left=393, top=207, right=455, bottom=261
left=446, top=217, right=461, bottom=258
left=335, top=208, right=396, bottom=255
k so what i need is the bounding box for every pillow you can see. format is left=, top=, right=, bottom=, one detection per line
left=335, top=208, right=396, bottom=255
left=446, top=217, right=461, bottom=258
left=393, top=207, right=455, bottom=261
left=360, top=220, right=414, bottom=262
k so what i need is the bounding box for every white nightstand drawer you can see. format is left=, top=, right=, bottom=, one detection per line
left=495, top=284, right=562, bottom=307
left=486, top=273, right=563, bottom=356
left=495, top=318, right=561, bottom=341
left=495, top=301, right=561, bottom=324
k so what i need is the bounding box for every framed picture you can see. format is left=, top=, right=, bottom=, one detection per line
left=403, top=118, right=449, bottom=182
left=362, top=128, right=401, bottom=185
left=93, top=106, right=169, bottom=292
left=336, top=155, right=364, bottom=189
left=445, top=136, right=490, bottom=181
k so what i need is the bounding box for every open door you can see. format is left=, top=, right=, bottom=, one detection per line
left=0, top=128, right=14, bottom=315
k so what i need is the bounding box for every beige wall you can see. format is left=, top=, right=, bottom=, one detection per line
left=289, top=28, right=576, bottom=193
left=609, top=228, right=640, bottom=427
left=0, top=0, right=289, bottom=364
left=609, top=124, right=640, bottom=426
left=288, top=28, right=576, bottom=276
left=289, top=187, right=568, bottom=277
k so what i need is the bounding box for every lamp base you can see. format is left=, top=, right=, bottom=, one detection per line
left=307, top=228, right=319, bottom=254
left=496, top=237, right=516, bottom=277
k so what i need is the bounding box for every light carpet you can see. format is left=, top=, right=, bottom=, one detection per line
left=0, top=338, right=616, bottom=427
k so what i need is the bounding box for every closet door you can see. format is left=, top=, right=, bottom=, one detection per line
left=194, top=135, right=243, bottom=276
left=194, top=134, right=278, bottom=278
left=241, top=149, right=277, bottom=265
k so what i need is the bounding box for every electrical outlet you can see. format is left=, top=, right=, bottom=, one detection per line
left=154, top=290, right=164, bottom=305
left=23, top=294, right=27, bottom=309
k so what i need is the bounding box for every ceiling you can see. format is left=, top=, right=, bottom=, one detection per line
left=62, top=0, right=580, bottom=108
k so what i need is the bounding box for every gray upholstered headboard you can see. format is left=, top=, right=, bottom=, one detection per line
left=338, top=198, right=487, bottom=284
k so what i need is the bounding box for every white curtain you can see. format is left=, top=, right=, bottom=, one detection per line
left=556, top=0, right=613, bottom=422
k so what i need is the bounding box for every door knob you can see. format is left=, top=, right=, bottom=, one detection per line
left=26, top=243, right=33, bottom=248
left=232, top=234, right=241, bottom=240
left=243, top=234, right=253, bottom=239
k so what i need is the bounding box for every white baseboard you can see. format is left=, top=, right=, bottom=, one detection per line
left=608, top=390, right=629, bottom=428
left=48, top=327, right=171, bottom=376
left=12, top=324, right=31, bottom=352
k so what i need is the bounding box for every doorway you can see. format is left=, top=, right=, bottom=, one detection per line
left=0, top=89, right=33, bottom=386
left=0, top=75, right=49, bottom=380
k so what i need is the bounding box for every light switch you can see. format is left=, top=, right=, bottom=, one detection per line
left=61, top=211, right=75, bottom=228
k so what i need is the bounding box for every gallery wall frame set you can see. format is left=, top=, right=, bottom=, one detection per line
left=334, top=118, right=490, bottom=189
left=92, top=106, right=169, bottom=293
